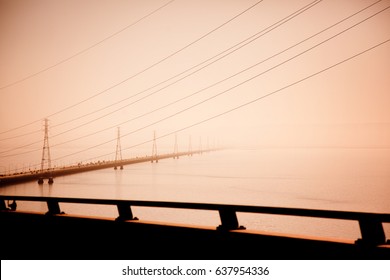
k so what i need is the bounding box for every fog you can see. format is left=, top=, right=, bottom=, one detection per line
left=1, top=0, right=390, bottom=173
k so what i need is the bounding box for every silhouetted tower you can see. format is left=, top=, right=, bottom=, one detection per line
left=188, top=135, right=193, bottom=156
left=114, top=127, right=123, bottom=170
left=173, top=133, right=179, bottom=159
left=151, top=130, right=158, bottom=163
left=38, top=118, right=53, bottom=184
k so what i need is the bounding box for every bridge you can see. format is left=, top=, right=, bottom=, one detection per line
left=0, top=194, right=389, bottom=260
left=0, top=148, right=215, bottom=186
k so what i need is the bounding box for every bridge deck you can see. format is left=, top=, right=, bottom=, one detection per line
left=0, top=149, right=212, bottom=186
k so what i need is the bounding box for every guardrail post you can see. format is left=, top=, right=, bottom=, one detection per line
left=217, top=208, right=245, bottom=230
left=46, top=200, right=63, bottom=215
left=356, top=215, right=386, bottom=246
left=116, top=202, right=138, bottom=221
left=0, top=199, right=7, bottom=210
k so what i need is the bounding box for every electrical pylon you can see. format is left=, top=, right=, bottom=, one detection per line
left=151, top=130, right=158, bottom=163
left=199, top=136, right=202, bottom=155
left=188, top=135, right=192, bottom=156
left=173, top=134, right=179, bottom=159
left=38, top=118, right=53, bottom=184
left=114, top=127, right=123, bottom=170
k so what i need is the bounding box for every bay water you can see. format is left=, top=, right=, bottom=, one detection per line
left=1, top=147, right=389, bottom=241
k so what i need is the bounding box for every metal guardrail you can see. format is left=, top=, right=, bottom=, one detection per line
left=1, top=195, right=389, bottom=246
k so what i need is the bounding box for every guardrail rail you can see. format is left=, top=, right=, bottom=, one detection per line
left=1, top=195, right=389, bottom=247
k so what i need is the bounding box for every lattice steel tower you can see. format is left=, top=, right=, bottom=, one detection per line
left=173, top=133, right=179, bottom=159
left=151, top=130, right=158, bottom=163
left=199, top=136, right=202, bottom=155
left=38, top=118, right=53, bottom=184
left=114, top=127, right=123, bottom=170
left=188, top=135, right=192, bottom=156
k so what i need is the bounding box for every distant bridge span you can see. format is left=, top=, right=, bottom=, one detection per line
left=0, top=148, right=217, bottom=186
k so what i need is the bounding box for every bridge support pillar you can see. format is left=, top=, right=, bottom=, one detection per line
left=217, top=208, right=246, bottom=231
left=116, top=203, right=138, bottom=221
left=0, top=200, right=7, bottom=210
left=356, top=215, right=386, bottom=246
left=46, top=200, right=63, bottom=215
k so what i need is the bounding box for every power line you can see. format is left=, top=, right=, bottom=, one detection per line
left=43, top=3, right=390, bottom=148
left=13, top=33, right=389, bottom=173
left=0, top=0, right=265, bottom=135
left=0, top=0, right=176, bottom=91
left=0, top=129, right=41, bottom=141
left=2, top=2, right=387, bottom=159
left=0, top=0, right=176, bottom=136
left=50, top=0, right=323, bottom=130
left=49, top=14, right=390, bottom=164
left=2, top=0, right=321, bottom=143
left=63, top=38, right=390, bottom=165
left=0, top=0, right=327, bottom=155
left=71, top=0, right=375, bottom=139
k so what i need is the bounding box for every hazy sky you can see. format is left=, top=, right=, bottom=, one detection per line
left=1, top=0, right=389, bottom=172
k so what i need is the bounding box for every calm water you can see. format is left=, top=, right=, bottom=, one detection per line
left=1, top=147, right=390, bottom=240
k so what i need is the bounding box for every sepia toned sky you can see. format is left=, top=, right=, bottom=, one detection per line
left=0, top=0, right=389, bottom=172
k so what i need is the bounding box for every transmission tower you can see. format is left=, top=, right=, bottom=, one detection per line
left=114, top=127, right=123, bottom=170
left=188, top=135, right=192, bottom=156
left=151, top=130, right=158, bottom=163
left=173, top=133, right=179, bottom=159
left=38, top=118, right=53, bottom=184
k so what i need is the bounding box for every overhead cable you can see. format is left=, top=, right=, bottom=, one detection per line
left=2, top=2, right=388, bottom=159
left=0, top=0, right=265, bottom=135
left=81, top=38, right=390, bottom=164
left=0, top=0, right=176, bottom=91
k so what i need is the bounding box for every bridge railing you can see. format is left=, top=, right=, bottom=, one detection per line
left=1, top=195, right=389, bottom=246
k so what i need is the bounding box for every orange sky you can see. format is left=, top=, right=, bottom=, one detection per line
left=1, top=0, right=389, bottom=172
